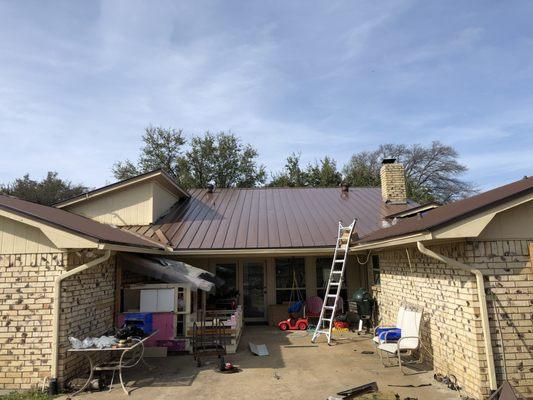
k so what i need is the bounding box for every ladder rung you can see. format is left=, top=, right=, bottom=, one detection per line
left=324, top=306, right=335, bottom=310
left=329, top=282, right=340, bottom=286
left=326, top=294, right=337, bottom=298
left=331, top=271, right=342, bottom=274
left=334, top=259, right=344, bottom=263
left=322, top=318, right=332, bottom=322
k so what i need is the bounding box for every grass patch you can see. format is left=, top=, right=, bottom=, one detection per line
left=0, top=391, right=54, bottom=400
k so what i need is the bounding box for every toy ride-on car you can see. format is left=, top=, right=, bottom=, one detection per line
left=278, top=317, right=308, bottom=331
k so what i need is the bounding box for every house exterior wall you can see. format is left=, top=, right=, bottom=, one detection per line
left=175, top=254, right=368, bottom=322
left=0, top=216, right=57, bottom=254
left=63, top=181, right=154, bottom=226
left=479, top=200, right=533, bottom=239
left=372, top=239, right=532, bottom=399
left=152, top=182, right=179, bottom=222
left=62, top=182, right=180, bottom=226
left=0, top=249, right=116, bottom=390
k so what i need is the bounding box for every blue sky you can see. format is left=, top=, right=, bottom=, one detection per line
left=0, top=1, right=532, bottom=190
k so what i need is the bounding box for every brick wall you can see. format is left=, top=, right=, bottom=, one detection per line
left=0, top=253, right=64, bottom=390
left=57, top=251, right=116, bottom=386
left=380, top=162, right=407, bottom=203
left=0, top=250, right=116, bottom=390
left=373, top=240, right=532, bottom=399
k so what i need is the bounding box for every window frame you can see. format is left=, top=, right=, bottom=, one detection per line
left=371, top=254, right=380, bottom=285
left=275, top=257, right=306, bottom=304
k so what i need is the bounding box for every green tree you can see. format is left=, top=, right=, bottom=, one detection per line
left=184, top=132, right=266, bottom=188
left=269, top=153, right=307, bottom=187
left=305, top=156, right=343, bottom=187
left=0, top=172, right=88, bottom=205
left=342, top=141, right=475, bottom=203
left=113, top=127, right=266, bottom=188
left=269, top=153, right=342, bottom=187
left=112, top=125, right=187, bottom=181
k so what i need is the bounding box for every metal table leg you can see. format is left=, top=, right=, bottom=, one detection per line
left=70, top=353, right=94, bottom=397
left=118, top=350, right=130, bottom=395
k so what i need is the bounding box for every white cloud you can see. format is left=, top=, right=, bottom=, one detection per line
left=0, top=0, right=532, bottom=191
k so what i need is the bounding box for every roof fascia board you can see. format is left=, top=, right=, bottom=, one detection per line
left=97, top=243, right=173, bottom=254
left=99, top=244, right=336, bottom=257
left=0, top=208, right=98, bottom=249
left=152, top=176, right=189, bottom=199
left=385, top=203, right=440, bottom=219
left=432, top=195, right=532, bottom=239
left=353, top=193, right=533, bottom=249
left=351, top=232, right=433, bottom=251
left=171, top=247, right=336, bottom=257
left=55, top=171, right=189, bottom=209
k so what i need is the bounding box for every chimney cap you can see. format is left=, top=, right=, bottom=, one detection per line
left=381, top=158, right=397, bottom=164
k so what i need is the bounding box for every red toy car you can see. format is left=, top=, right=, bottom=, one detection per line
left=278, top=317, right=308, bottom=331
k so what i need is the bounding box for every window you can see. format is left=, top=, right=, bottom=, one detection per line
left=275, top=258, right=305, bottom=304
left=209, top=263, right=239, bottom=309
left=215, top=263, right=238, bottom=298
left=372, top=255, right=380, bottom=285
left=316, top=257, right=347, bottom=307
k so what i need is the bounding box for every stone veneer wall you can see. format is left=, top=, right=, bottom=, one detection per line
left=373, top=240, right=532, bottom=399
left=0, top=250, right=116, bottom=390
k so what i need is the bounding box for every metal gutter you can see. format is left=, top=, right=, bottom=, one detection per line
left=50, top=251, right=112, bottom=387
left=416, top=242, right=497, bottom=391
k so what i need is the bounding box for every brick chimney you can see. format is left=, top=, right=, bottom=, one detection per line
left=380, top=158, right=407, bottom=204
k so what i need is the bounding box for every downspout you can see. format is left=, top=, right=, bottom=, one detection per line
left=416, top=242, right=497, bottom=392
left=50, top=250, right=112, bottom=389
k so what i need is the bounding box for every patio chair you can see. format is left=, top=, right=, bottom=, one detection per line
left=372, top=305, right=405, bottom=345
left=377, top=308, right=422, bottom=374
left=305, top=296, right=323, bottom=318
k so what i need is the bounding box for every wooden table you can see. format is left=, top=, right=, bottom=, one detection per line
left=68, top=331, right=158, bottom=396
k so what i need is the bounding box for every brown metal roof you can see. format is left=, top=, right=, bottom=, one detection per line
left=358, top=176, right=533, bottom=244
left=122, top=187, right=416, bottom=250
left=0, top=194, right=165, bottom=250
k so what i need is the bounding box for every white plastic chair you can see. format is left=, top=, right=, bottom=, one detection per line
left=377, top=308, right=422, bottom=374
left=372, top=305, right=405, bottom=345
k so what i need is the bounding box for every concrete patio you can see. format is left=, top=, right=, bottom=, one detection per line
left=65, top=326, right=461, bottom=400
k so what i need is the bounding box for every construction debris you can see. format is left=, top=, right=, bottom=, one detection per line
left=249, top=342, right=269, bottom=356
left=388, top=383, right=432, bottom=388
left=330, top=382, right=378, bottom=399
left=487, top=381, right=519, bottom=400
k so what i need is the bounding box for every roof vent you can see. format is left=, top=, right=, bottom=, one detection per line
left=207, top=183, right=215, bottom=193
left=381, top=158, right=397, bottom=164
left=340, top=182, right=349, bottom=193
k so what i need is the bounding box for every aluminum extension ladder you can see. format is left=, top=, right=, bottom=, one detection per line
left=311, top=219, right=356, bottom=344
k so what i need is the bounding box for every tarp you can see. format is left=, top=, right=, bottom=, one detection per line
left=119, top=253, right=224, bottom=292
